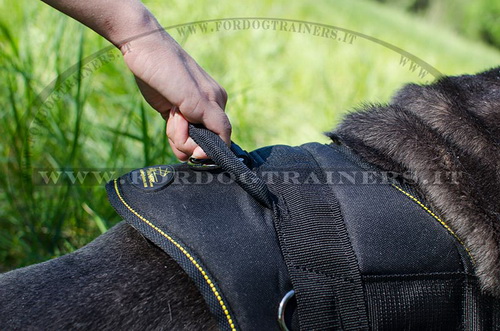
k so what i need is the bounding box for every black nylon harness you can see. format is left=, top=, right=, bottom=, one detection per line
left=106, top=126, right=498, bottom=330
left=270, top=146, right=369, bottom=330
left=189, top=125, right=369, bottom=330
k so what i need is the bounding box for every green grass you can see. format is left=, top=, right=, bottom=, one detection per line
left=369, top=0, right=500, bottom=50
left=0, top=0, right=498, bottom=270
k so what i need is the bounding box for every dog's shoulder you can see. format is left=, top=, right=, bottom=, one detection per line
left=329, top=67, right=500, bottom=295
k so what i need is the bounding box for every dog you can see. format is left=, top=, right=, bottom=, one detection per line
left=0, top=67, right=499, bottom=330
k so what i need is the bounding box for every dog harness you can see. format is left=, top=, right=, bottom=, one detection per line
left=106, top=125, right=499, bottom=330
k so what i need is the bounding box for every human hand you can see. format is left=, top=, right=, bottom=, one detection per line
left=39, top=0, right=230, bottom=160
left=120, top=30, right=231, bottom=161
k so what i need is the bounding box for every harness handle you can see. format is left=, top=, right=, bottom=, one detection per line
left=188, top=123, right=273, bottom=208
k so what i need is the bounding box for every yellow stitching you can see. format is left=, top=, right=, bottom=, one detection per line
left=391, top=184, right=475, bottom=264
left=113, top=179, right=236, bottom=330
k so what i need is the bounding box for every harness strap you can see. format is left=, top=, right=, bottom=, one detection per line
left=271, top=147, right=369, bottom=330
left=188, top=125, right=369, bottom=329
left=188, top=124, right=273, bottom=208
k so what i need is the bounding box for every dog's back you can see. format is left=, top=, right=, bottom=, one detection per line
left=0, top=222, right=217, bottom=330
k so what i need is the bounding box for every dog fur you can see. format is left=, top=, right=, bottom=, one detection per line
left=0, top=222, right=218, bottom=329
left=1, top=67, right=499, bottom=328
left=329, top=67, right=500, bottom=295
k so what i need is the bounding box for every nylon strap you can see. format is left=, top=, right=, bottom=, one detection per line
left=271, top=147, right=369, bottom=330
left=189, top=125, right=368, bottom=329
left=188, top=124, right=272, bottom=208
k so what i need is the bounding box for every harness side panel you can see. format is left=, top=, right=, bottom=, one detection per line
left=106, top=162, right=290, bottom=331
left=301, top=142, right=473, bottom=275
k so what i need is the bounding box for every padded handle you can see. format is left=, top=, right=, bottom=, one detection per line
left=188, top=124, right=273, bottom=208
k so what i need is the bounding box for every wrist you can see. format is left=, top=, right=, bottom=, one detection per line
left=118, top=20, right=183, bottom=61
left=103, top=3, right=163, bottom=49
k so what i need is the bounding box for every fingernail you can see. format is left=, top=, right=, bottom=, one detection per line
left=192, top=147, right=207, bottom=159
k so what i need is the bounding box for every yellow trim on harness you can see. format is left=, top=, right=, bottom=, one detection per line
left=391, top=184, right=475, bottom=264
left=113, top=179, right=237, bottom=331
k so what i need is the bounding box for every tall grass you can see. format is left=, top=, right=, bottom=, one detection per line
left=0, top=0, right=498, bottom=270
left=0, top=8, right=176, bottom=269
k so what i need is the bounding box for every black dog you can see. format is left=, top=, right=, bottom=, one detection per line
left=1, top=67, right=499, bottom=329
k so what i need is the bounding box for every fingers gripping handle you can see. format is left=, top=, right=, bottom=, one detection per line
left=188, top=124, right=273, bottom=208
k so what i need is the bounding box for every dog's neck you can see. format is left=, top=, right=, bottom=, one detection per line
left=328, top=67, right=500, bottom=296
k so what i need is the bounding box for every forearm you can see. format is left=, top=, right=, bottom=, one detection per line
left=40, top=0, right=162, bottom=47
left=41, top=0, right=231, bottom=159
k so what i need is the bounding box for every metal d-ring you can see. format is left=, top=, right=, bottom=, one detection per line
left=187, top=157, right=246, bottom=170
left=187, top=157, right=221, bottom=170
left=278, top=290, right=295, bottom=331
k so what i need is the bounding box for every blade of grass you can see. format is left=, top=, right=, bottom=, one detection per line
left=67, top=28, right=86, bottom=165
left=140, top=102, right=151, bottom=166
left=82, top=202, right=108, bottom=234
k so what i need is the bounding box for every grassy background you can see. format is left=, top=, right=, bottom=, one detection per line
left=0, top=0, right=499, bottom=270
